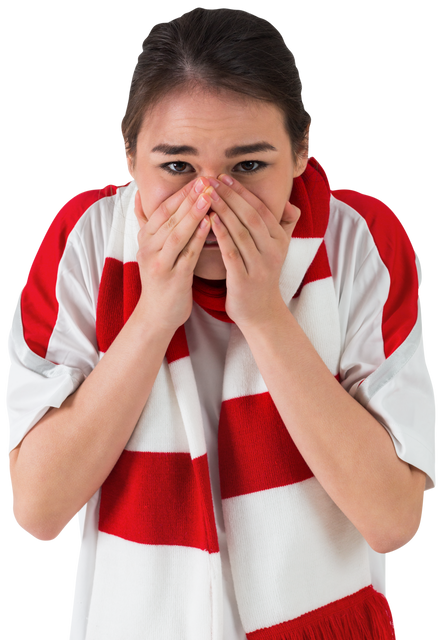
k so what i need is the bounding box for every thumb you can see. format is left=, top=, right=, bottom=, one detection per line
left=134, top=190, right=148, bottom=229
left=280, top=202, right=301, bottom=238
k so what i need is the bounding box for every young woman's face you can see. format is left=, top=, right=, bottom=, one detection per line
left=127, top=88, right=308, bottom=279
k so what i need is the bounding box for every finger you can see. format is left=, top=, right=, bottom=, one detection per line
left=161, top=186, right=213, bottom=250
left=149, top=178, right=210, bottom=233
left=210, top=175, right=281, bottom=239
left=161, top=191, right=213, bottom=271
left=209, top=212, right=247, bottom=274
left=177, top=210, right=215, bottom=270
left=138, top=177, right=214, bottom=264
left=134, top=178, right=199, bottom=233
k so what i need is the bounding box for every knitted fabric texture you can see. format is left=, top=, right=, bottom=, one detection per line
left=91, top=159, right=396, bottom=639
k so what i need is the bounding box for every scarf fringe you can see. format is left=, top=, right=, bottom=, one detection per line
left=250, top=587, right=395, bottom=640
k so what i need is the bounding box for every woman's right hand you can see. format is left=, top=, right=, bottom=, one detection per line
left=134, top=177, right=215, bottom=333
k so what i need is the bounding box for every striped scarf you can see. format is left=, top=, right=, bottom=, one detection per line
left=90, top=159, right=395, bottom=639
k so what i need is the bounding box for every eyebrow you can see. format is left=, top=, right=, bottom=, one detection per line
left=151, top=142, right=277, bottom=157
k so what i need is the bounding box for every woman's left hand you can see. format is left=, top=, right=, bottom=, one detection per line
left=207, top=175, right=300, bottom=329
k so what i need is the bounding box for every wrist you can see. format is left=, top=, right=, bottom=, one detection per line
left=128, top=298, right=178, bottom=345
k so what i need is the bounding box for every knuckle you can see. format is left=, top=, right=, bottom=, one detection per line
left=238, top=227, right=251, bottom=243
left=137, top=223, right=152, bottom=240
left=136, top=245, right=147, bottom=261
left=180, top=244, right=195, bottom=261
left=245, top=209, right=259, bottom=227
left=158, top=201, right=170, bottom=220
left=227, top=247, right=241, bottom=260
left=256, top=201, right=268, bottom=218
left=168, top=229, right=181, bottom=246
left=166, top=214, right=176, bottom=230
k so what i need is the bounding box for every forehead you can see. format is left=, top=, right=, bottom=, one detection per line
left=137, top=88, right=289, bottom=150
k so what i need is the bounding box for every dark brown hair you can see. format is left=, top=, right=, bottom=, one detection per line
left=122, top=8, right=310, bottom=165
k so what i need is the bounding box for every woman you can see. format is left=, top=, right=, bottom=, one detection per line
left=7, top=7, right=434, bottom=640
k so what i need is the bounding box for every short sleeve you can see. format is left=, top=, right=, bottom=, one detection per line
left=328, top=191, right=435, bottom=490
left=7, top=187, right=116, bottom=453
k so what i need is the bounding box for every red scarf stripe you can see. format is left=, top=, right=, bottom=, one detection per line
left=246, top=585, right=395, bottom=639
left=303, top=241, right=331, bottom=284
left=96, top=259, right=144, bottom=354
left=98, top=449, right=219, bottom=553
left=96, top=257, right=123, bottom=353
left=219, top=392, right=313, bottom=500
left=293, top=241, right=331, bottom=299
left=289, top=158, right=331, bottom=240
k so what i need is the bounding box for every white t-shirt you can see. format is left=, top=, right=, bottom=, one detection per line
left=7, top=184, right=435, bottom=640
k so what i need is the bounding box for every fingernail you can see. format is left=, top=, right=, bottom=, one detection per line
left=197, top=194, right=210, bottom=210
left=218, top=174, right=233, bottom=186
left=195, top=178, right=205, bottom=194
left=205, top=186, right=220, bottom=201
left=208, top=177, right=220, bottom=188
left=211, top=191, right=220, bottom=202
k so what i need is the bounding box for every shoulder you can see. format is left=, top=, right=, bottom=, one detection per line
left=329, top=189, right=416, bottom=268
left=21, top=182, right=131, bottom=358
left=41, top=183, right=131, bottom=247
left=326, top=189, right=418, bottom=282
left=327, top=189, right=419, bottom=359
left=24, top=181, right=130, bottom=284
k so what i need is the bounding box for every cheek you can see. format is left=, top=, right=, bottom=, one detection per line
left=250, top=184, right=290, bottom=222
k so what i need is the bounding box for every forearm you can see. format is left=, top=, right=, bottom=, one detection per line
left=240, top=304, right=426, bottom=553
left=10, top=301, right=175, bottom=540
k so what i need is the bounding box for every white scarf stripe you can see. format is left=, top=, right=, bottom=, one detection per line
left=223, top=478, right=371, bottom=631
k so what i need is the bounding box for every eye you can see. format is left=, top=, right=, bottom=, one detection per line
left=160, top=160, right=268, bottom=176
left=239, top=160, right=268, bottom=173
left=160, top=161, right=192, bottom=175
